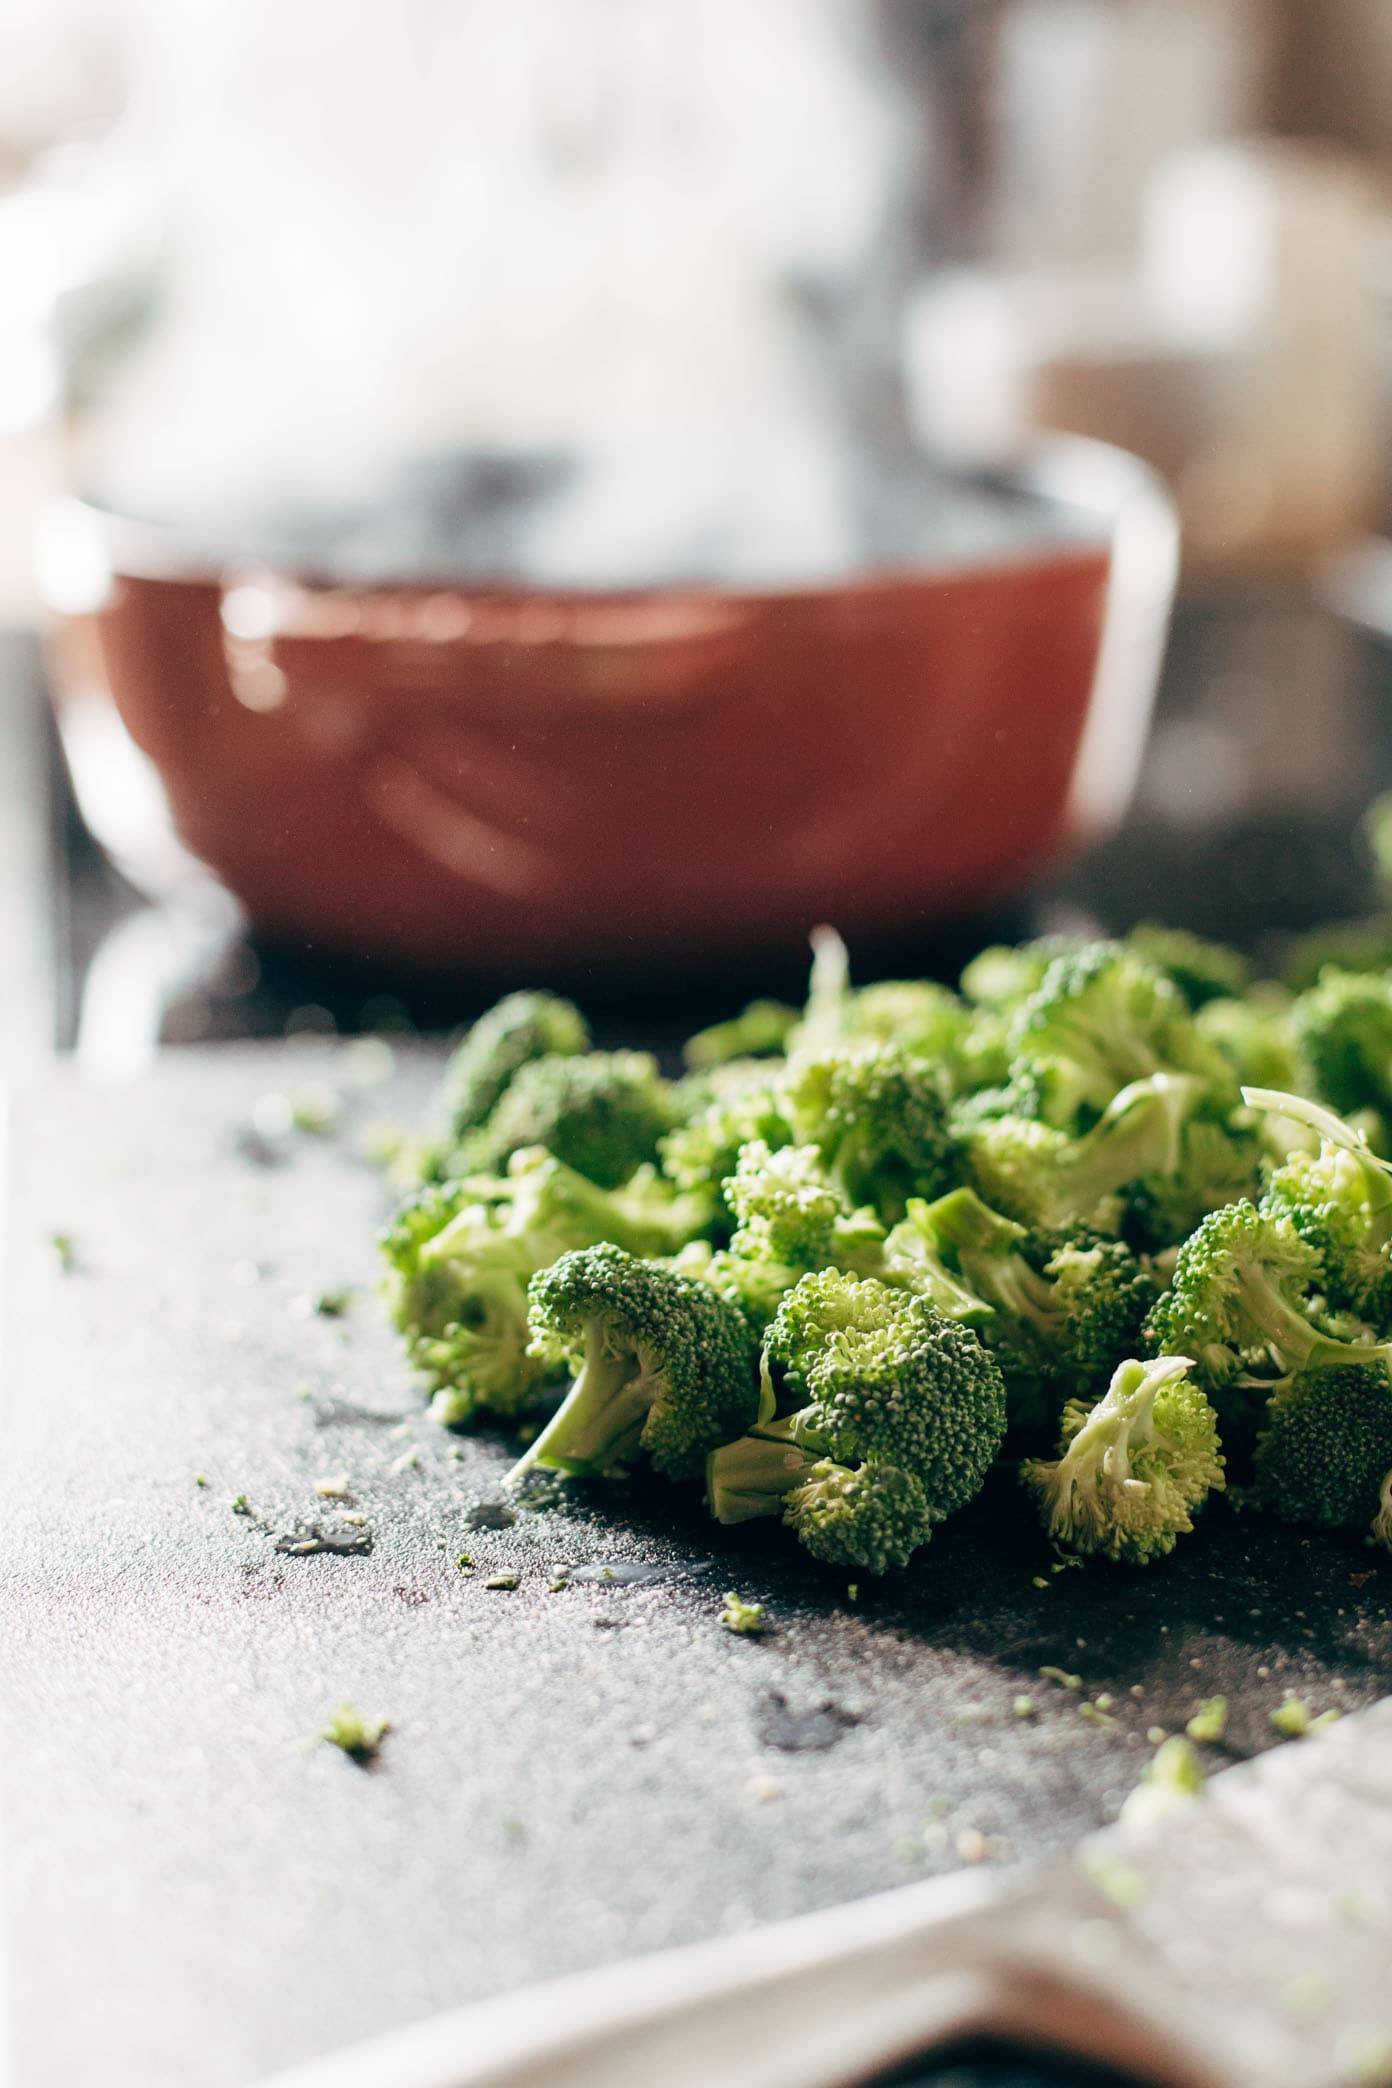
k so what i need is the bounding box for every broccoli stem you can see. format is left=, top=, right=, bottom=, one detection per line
left=1234, top=1262, right=1392, bottom=1382
left=706, top=1421, right=818, bottom=1525
left=511, top=1325, right=653, bottom=1478
left=1055, top=1074, right=1195, bottom=1214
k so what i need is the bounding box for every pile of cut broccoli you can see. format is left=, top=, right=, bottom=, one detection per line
left=378, top=927, right=1392, bottom=1575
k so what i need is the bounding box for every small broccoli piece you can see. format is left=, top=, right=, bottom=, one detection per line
left=380, top=1149, right=707, bottom=1422
left=787, top=925, right=973, bottom=1074
left=1146, top=1197, right=1392, bottom=1396
left=959, top=935, right=1085, bottom=1011
left=1196, top=989, right=1305, bottom=1094
left=899, top=1189, right=1157, bottom=1442
left=1009, top=942, right=1226, bottom=1125
left=957, top=1072, right=1201, bottom=1234
left=379, top=1182, right=559, bottom=1418
left=723, top=1140, right=884, bottom=1272
left=1262, top=1112, right=1392, bottom=1324
left=510, top=1245, right=758, bottom=1483
left=1125, top=1111, right=1263, bottom=1251
left=1120, top=1735, right=1206, bottom=1824
left=320, top=1704, right=389, bottom=1764
left=1292, top=969, right=1392, bottom=1121
left=1279, top=916, right=1392, bottom=993
left=1125, top=924, right=1250, bottom=1009
left=780, top=1045, right=953, bottom=1225
left=720, top=1591, right=765, bottom=1635
left=684, top=1001, right=798, bottom=1070
left=659, top=1066, right=791, bottom=1216
left=1252, top=1365, right=1392, bottom=1532
left=467, top=1050, right=677, bottom=1189
left=1372, top=1470, right=1392, bottom=1551
left=1022, top=1356, right=1224, bottom=1564
left=438, top=991, right=590, bottom=1147
left=706, top=1271, right=1006, bottom=1574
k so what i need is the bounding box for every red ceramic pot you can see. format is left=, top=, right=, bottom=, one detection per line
left=41, top=438, right=1176, bottom=976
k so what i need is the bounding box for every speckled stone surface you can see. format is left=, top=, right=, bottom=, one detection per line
left=3, top=1047, right=1391, bottom=2088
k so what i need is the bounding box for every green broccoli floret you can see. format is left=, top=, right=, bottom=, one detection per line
left=380, top=1150, right=709, bottom=1421
left=1279, top=918, right=1392, bottom=994
left=1125, top=925, right=1250, bottom=1009
left=678, top=1141, right=887, bottom=1342
left=1124, top=1111, right=1263, bottom=1251
left=1195, top=990, right=1305, bottom=1094
left=1252, top=1364, right=1392, bottom=1532
left=1021, top=1356, right=1224, bottom=1564
left=509, top=1245, right=758, bottom=1482
left=1146, top=1197, right=1392, bottom=1396
left=1009, top=943, right=1226, bottom=1125
left=659, top=1064, right=791, bottom=1214
left=1292, top=969, right=1392, bottom=1120
left=439, top=991, right=589, bottom=1140
left=788, top=924, right=972, bottom=1076
left=959, top=935, right=1085, bottom=1011
left=683, top=1001, right=797, bottom=1069
left=723, top=1140, right=884, bottom=1271
left=1257, top=1089, right=1392, bottom=1322
left=705, top=1271, right=1006, bottom=1574
left=780, top=1045, right=953, bottom=1224
left=467, top=1050, right=677, bottom=1189
left=957, top=1072, right=1201, bottom=1233
left=893, top=1189, right=1157, bottom=1443
left=379, top=1181, right=559, bottom=1419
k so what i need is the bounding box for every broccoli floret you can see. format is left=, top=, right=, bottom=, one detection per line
left=959, top=935, right=1085, bottom=1011
left=379, top=1181, right=559, bottom=1418
left=957, top=1072, right=1201, bottom=1233
left=1146, top=1198, right=1392, bottom=1396
left=706, top=1271, right=1006, bottom=1574
left=1278, top=917, right=1392, bottom=993
left=723, top=1140, right=884, bottom=1271
left=510, top=1245, right=758, bottom=1482
left=1009, top=943, right=1226, bottom=1125
left=787, top=924, right=972, bottom=1076
left=439, top=991, right=589, bottom=1140
left=659, top=1065, right=791, bottom=1214
left=380, top=1150, right=708, bottom=1421
left=1292, top=969, right=1392, bottom=1119
left=1022, top=1356, right=1224, bottom=1564
left=1195, top=990, right=1305, bottom=1094
left=1252, top=1364, right=1392, bottom=1531
left=679, top=1141, right=886, bottom=1342
left=1125, top=925, right=1250, bottom=1010
left=1259, top=1090, right=1392, bottom=1323
left=780, top=1045, right=953, bottom=1224
left=683, top=1001, right=797, bottom=1070
left=895, top=1189, right=1157, bottom=1443
left=467, top=1050, right=677, bottom=1189
left=1124, top=1111, right=1263, bottom=1252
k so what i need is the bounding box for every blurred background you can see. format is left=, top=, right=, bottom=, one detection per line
left=6, top=0, right=1392, bottom=1078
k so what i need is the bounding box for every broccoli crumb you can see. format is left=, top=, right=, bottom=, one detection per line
left=1039, top=1665, right=1082, bottom=1690
left=547, top=1576, right=570, bottom=1593
left=1270, top=1696, right=1341, bottom=1739
left=1079, top=1700, right=1116, bottom=1730
left=193, top=1473, right=208, bottom=1489
left=48, top=1230, right=77, bottom=1273
left=1185, top=1695, right=1228, bottom=1744
left=319, top=1704, right=389, bottom=1764
left=313, top=1474, right=351, bottom=1500
left=1146, top=1725, right=1168, bottom=1746
left=455, top=1553, right=473, bottom=1572
left=1080, top=1849, right=1148, bottom=1909
left=1012, top=1696, right=1036, bottom=1719
left=230, top=1494, right=253, bottom=1517
left=483, top=1573, right=520, bottom=1590
left=1031, top=1576, right=1049, bottom=1590
left=720, top=1591, right=765, bottom=1636
left=313, top=1289, right=353, bottom=1318
left=1120, top=1735, right=1205, bottom=1826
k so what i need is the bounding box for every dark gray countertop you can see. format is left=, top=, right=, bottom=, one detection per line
left=3, top=1047, right=1390, bottom=2088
